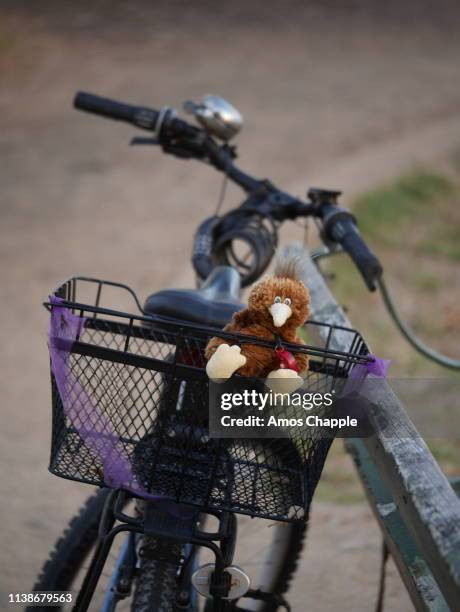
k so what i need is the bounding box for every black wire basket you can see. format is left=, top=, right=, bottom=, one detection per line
left=46, top=277, right=370, bottom=523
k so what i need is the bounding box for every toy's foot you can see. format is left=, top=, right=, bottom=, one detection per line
left=206, top=344, right=247, bottom=381
left=265, top=368, right=303, bottom=394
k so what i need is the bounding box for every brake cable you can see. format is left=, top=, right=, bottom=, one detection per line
left=377, top=276, right=460, bottom=370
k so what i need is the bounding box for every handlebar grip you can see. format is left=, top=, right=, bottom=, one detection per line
left=333, top=219, right=383, bottom=291
left=74, top=92, right=159, bottom=131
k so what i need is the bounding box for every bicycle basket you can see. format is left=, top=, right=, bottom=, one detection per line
left=46, top=277, right=371, bottom=522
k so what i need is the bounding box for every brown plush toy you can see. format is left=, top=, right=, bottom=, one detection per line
left=205, top=250, right=310, bottom=387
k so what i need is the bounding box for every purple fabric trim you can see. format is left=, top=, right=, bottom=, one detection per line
left=48, top=296, right=192, bottom=517
left=341, top=353, right=390, bottom=398
left=364, top=354, right=391, bottom=377
left=49, top=296, right=138, bottom=489
left=348, top=353, right=390, bottom=381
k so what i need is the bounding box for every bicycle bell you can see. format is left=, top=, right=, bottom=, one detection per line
left=184, top=95, right=243, bottom=141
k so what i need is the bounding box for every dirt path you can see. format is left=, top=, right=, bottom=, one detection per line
left=1, top=2, right=460, bottom=609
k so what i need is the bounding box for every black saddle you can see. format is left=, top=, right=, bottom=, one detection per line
left=144, top=266, right=244, bottom=328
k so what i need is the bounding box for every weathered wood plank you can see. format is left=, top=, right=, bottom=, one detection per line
left=347, top=438, right=449, bottom=611
left=299, top=252, right=460, bottom=610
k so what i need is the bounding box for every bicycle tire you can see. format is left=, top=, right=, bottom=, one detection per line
left=27, top=488, right=111, bottom=611
left=131, top=536, right=183, bottom=612
left=260, top=519, right=308, bottom=611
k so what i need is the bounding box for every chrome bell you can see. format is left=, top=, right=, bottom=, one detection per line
left=184, top=95, right=243, bottom=141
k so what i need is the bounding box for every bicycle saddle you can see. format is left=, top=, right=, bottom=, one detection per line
left=144, top=266, right=244, bottom=328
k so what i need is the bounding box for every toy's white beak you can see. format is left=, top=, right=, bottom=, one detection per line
left=269, top=302, right=292, bottom=327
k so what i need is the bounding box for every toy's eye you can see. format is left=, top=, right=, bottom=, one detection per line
left=274, top=296, right=282, bottom=303
left=284, top=298, right=292, bottom=306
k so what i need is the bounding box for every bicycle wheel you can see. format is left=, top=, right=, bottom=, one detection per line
left=29, top=489, right=307, bottom=611
left=27, top=488, right=136, bottom=612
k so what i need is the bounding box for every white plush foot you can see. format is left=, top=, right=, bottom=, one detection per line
left=265, top=368, right=303, bottom=394
left=206, top=344, right=247, bottom=381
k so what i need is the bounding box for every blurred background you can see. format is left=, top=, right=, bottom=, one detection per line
left=1, top=1, right=459, bottom=609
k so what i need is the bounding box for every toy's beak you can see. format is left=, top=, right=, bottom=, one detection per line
left=269, top=302, right=292, bottom=327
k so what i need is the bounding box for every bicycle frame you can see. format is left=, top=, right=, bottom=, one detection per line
left=101, top=532, right=137, bottom=612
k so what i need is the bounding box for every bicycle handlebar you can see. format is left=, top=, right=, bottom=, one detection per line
left=74, top=92, right=160, bottom=131
left=73, top=91, right=383, bottom=290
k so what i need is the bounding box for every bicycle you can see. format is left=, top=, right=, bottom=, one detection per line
left=32, top=92, right=384, bottom=612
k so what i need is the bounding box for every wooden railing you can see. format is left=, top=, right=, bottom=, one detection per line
left=301, top=252, right=460, bottom=611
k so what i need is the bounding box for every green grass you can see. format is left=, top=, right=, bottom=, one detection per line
left=0, top=27, right=15, bottom=56
left=320, top=165, right=460, bottom=478
left=449, top=145, right=460, bottom=173
left=412, top=270, right=443, bottom=292
left=426, top=440, right=460, bottom=475
left=418, top=225, right=460, bottom=261
left=353, top=170, right=455, bottom=248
